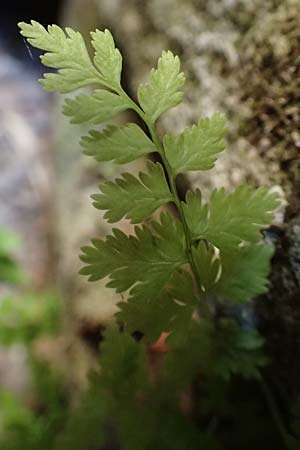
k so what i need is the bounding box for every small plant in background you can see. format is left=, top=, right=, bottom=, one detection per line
left=0, top=229, right=60, bottom=348
left=14, top=21, right=300, bottom=450
left=0, top=230, right=24, bottom=285
left=0, top=230, right=65, bottom=450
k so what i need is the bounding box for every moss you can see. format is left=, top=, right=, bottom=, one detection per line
left=236, top=1, right=300, bottom=206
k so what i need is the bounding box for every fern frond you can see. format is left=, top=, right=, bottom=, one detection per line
left=81, top=124, right=156, bottom=164
left=164, top=113, right=226, bottom=173
left=138, top=50, right=185, bottom=122
left=183, top=188, right=279, bottom=251
left=92, top=162, right=172, bottom=223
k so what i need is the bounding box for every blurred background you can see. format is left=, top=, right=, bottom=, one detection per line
left=0, top=0, right=299, bottom=448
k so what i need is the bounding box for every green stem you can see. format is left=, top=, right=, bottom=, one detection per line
left=119, top=87, right=210, bottom=317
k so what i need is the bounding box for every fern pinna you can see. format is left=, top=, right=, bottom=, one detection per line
left=19, top=21, right=287, bottom=450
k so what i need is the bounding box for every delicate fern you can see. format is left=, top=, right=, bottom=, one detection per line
left=91, top=161, right=172, bottom=223
left=137, top=50, right=185, bottom=122
left=164, top=112, right=226, bottom=173
left=17, top=21, right=296, bottom=450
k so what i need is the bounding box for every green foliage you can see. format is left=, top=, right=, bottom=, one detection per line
left=63, top=90, right=129, bottom=124
left=137, top=50, right=185, bottom=122
left=0, top=230, right=23, bottom=284
left=18, top=21, right=98, bottom=93
left=18, top=20, right=298, bottom=450
left=0, top=229, right=60, bottom=345
left=80, top=213, right=187, bottom=294
left=117, top=269, right=197, bottom=344
left=82, top=123, right=156, bottom=164
left=0, top=293, right=59, bottom=345
left=90, top=29, right=122, bottom=89
left=92, top=162, right=172, bottom=223
left=210, top=320, right=268, bottom=380
left=164, top=112, right=226, bottom=173
left=183, top=188, right=279, bottom=251
left=0, top=363, right=66, bottom=450
left=0, top=230, right=65, bottom=450
left=0, top=391, right=39, bottom=435
left=117, top=291, right=179, bottom=342
left=100, top=326, right=148, bottom=395
left=0, top=391, right=44, bottom=450
left=193, top=241, right=274, bottom=303
left=18, top=22, right=122, bottom=93
left=163, top=318, right=267, bottom=389
left=56, top=327, right=221, bottom=450
left=53, top=377, right=108, bottom=450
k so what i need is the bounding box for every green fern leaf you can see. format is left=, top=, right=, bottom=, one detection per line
left=117, top=293, right=177, bottom=343
left=167, top=304, right=197, bottom=347
left=80, top=213, right=187, bottom=294
left=192, top=241, right=220, bottom=295
left=100, top=326, right=148, bottom=395
left=212, top=320, right=268, bottom=380
left=63, top=90, right=129, bottom=124
left=92, top=162, right=172, bottom=223
left=91, top=29, right=122, bottom=89
left=216, top=244, right=274, bottom=302
left=53, top=379, right=108, bottom=450
left=81, top=124, right=156, bottom=164
left=101, top=329, right=220, bottom=450
left=137, top=51, right=185, bottom=122
left=165, top=318, right=267, bottom=385
left=164, top=113, right=226, bottom=174
left=167, top=268, right=197, bottom=305
left=165, top=269, right=199, bottom=346
left=193, top=241, right=274, bottom=303
left=163, top=319, right=214, bottom=388
left=183, top=187, right=279, bottom=251
left=18, top=21, right=99, bottom=93
left=18, top=22, right=123, bottom=93
left=120, top=404, right=220, bottom=450
left=118, top=269, right=197, bottom=343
